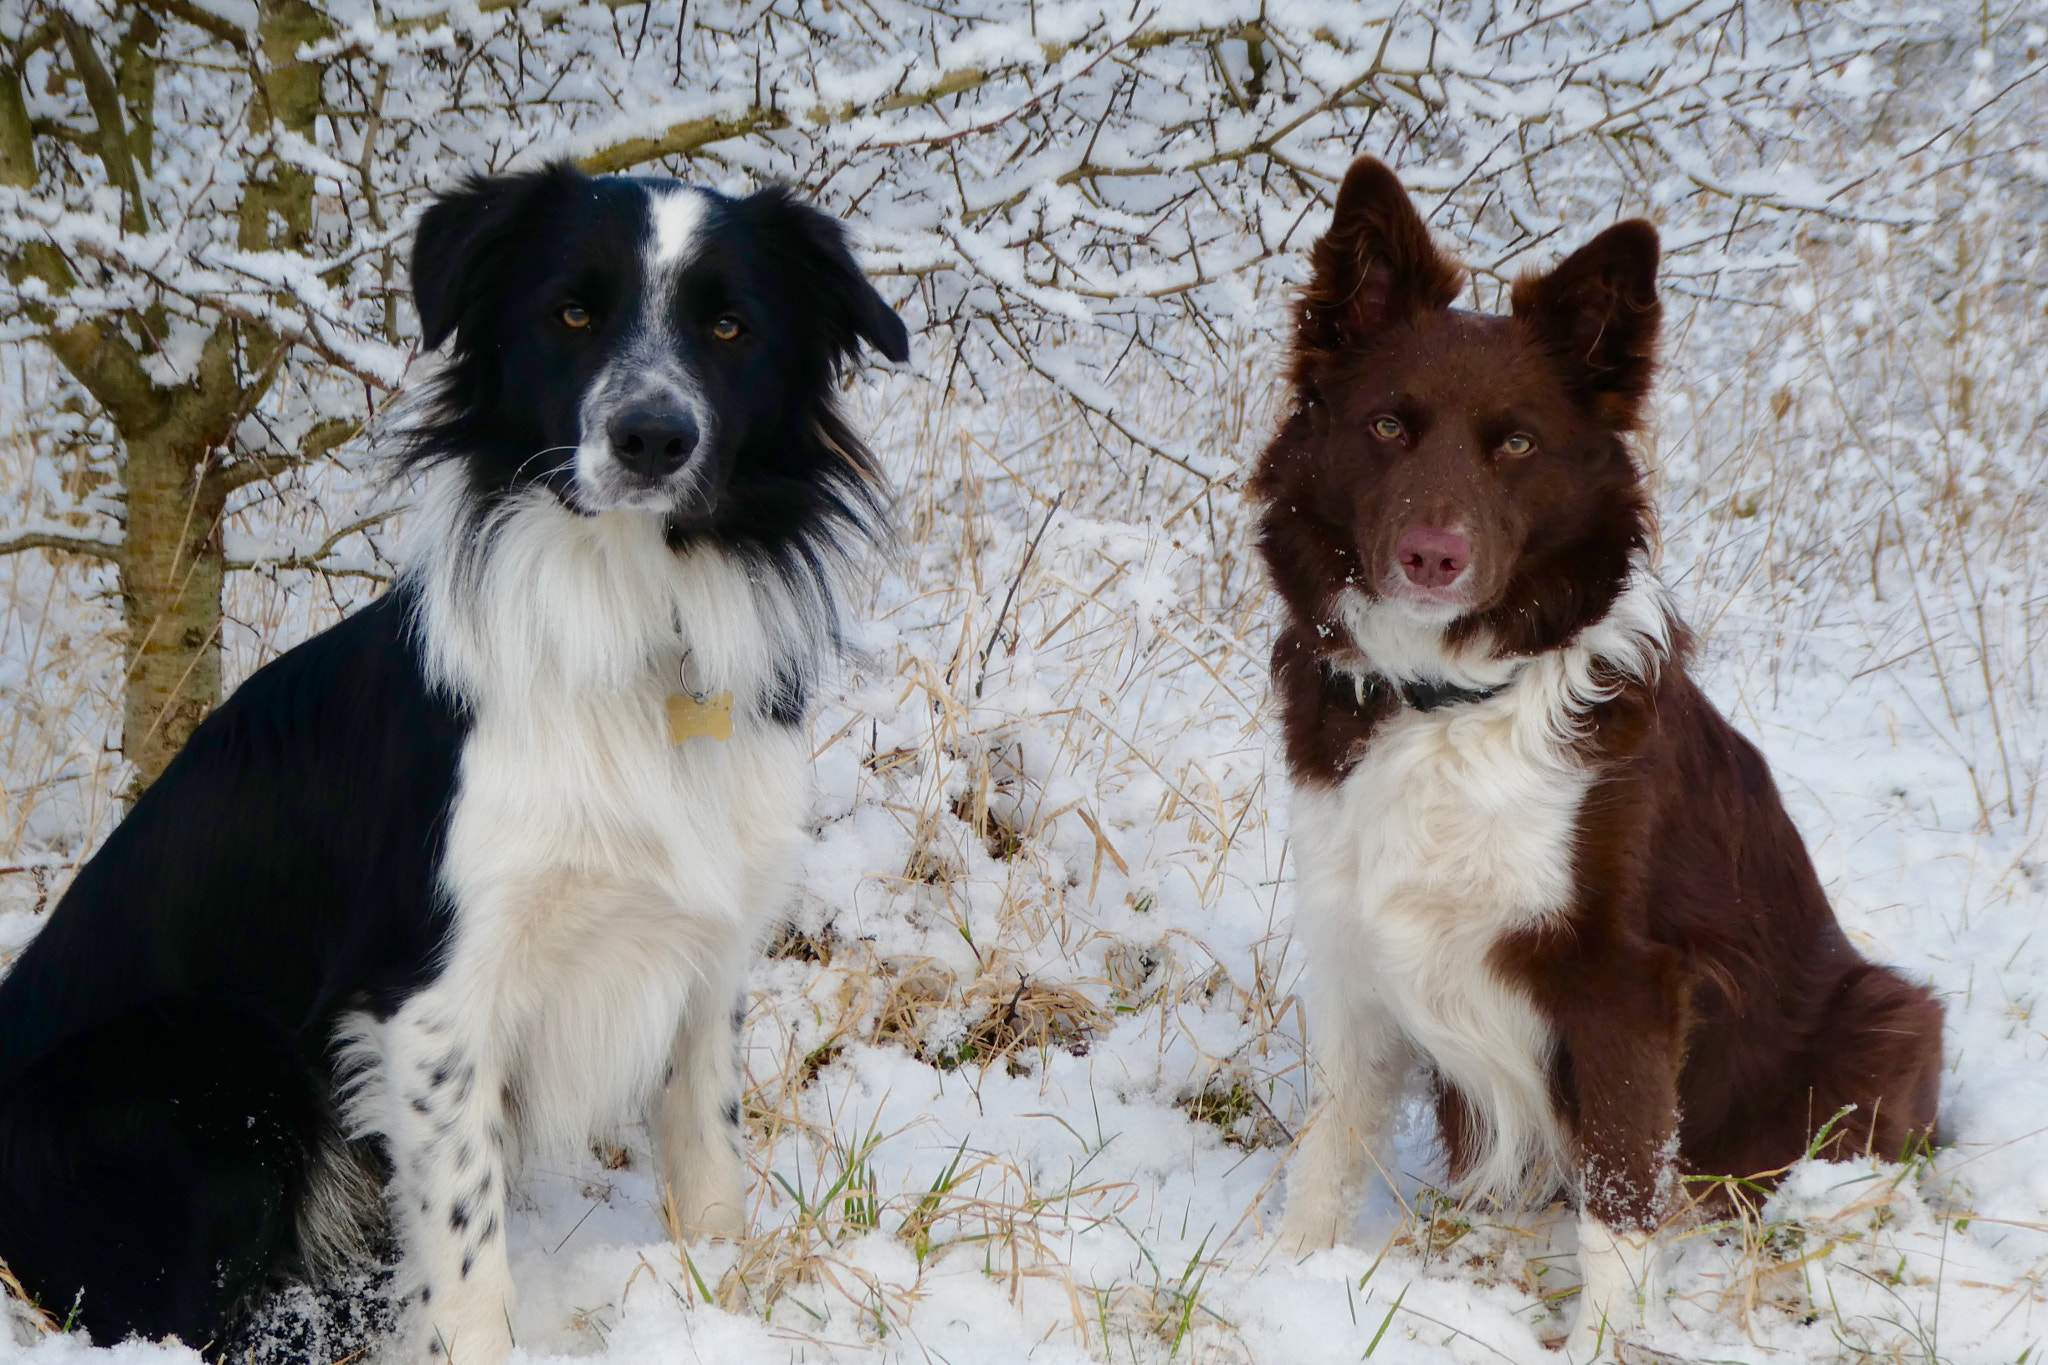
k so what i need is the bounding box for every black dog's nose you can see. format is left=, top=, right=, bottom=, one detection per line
left=607, top=407, right=699, bottom=479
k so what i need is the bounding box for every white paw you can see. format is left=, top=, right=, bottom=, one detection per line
left=675, top=1197, right=746, bottom=1241
left=416, top=1310, right=515, bottom=1365
left=666, top=1171, right=747, bottom=1241
left=1561, top=1313, right=1628, bottom=1362
left=1562, top=1217, right=1659, bottom=1361
left=1273, top=1216, right=1342, bottom=1260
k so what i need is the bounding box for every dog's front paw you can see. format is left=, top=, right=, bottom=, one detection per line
left=659, top=1131, right=749, bottom=1242
left=673, top=1195, right=745, bottom=1241
left=1561, top=1217, right=1659, bottom=1361
left=1273, top=1215, right=1342, bottom=1260
left=1560, top=1314, right=1628, bottom=1362
left=664, top=1169, right=747, bottom=1241
left=412, top=1305, right=515, bottom=1365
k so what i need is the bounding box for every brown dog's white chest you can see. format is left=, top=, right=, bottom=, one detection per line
left=1290, top=686, right=1590, bottom=1197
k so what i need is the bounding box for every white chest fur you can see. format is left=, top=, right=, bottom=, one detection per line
left=1287, top=572, right=1673, bottom=1201
left=1290, top=690, right=1585, bottom=1199
left=405, top=483, right=819, bottom=1154
left=434, top=663, right=804, bottom=1153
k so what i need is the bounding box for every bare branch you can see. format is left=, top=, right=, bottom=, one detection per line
left=130, top=0, right=252, bottom=49
left=37, top=316, right=166, bottom=435
left=573, top=20, right=1260, bottom=176
left=51, top=236, right=405, bottom=392
left=577, top=109, right=791, bottom=175
left=212, top=416, right=363, bottom=494
left=224, top=510, right=395, bottom=576
left=54, top=13, right=149, bottom=232
left=0, top=528, right=125, bottom=563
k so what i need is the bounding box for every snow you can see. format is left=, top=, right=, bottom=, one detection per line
left=4, top=0, right=2048, bottom=1361
left=14, top=263, right=2048, bottom=1358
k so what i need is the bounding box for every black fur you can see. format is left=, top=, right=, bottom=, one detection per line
left=407, top=166, right=905, bottom=591
left=0, top=163, right=903, bottom=1349
left=0, top=597, right=461, bottom=1347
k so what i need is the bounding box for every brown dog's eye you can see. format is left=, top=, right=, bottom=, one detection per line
left=558, top=304, right=591, bottom=329
left=712, top=316, right=743, bottom=341
left=1498, top=433, right=1535, bottom=459
left=1371, top=415, right=1404, bottom=441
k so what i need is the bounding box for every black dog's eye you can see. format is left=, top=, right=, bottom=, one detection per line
left=711, top=315, right=744, bottom=342
left=558, top=304, right=592, bottom=330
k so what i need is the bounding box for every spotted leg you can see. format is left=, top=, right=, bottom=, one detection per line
left=376, top=1002, right=519, bottom=1365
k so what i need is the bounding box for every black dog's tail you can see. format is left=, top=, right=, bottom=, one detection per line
left=0, top=1001, right=340, bottom=1347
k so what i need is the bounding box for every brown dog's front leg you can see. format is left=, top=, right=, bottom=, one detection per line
left=1511, top=931, right=1688, bottom=1360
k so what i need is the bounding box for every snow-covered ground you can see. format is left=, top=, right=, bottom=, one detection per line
left=6, top=188, right=2048, bottom=1365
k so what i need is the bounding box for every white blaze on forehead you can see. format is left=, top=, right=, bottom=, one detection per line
left=648, top=186, right=710, bottom=269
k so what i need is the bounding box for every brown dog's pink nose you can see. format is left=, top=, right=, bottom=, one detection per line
left=1396, top=527, right=1470, bottom=588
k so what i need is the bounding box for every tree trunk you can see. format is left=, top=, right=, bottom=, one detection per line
left=117, top=429, right=226, bottom=795
left=42, top=0, right=331, bottom=798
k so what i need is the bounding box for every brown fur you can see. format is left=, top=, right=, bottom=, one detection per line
left=1255, top=157, right=1944, bottom=1229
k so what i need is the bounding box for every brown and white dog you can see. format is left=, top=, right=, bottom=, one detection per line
left=1256, top=157, right=1943, bottom=1358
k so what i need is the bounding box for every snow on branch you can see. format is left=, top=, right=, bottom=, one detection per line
left=0, top=0, right=2022, bottom=504
left=223, top=508, right=395, bottom=581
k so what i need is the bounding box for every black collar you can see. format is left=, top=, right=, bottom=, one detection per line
left=1396, top=675, right=1509, bottom=711
left=1329, top=662, right=1512, bottom=713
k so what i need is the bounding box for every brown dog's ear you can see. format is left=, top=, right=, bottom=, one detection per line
left=1511, top=220, right=1661, bottom=428
left=1297, top=157, right=1465, bottom=359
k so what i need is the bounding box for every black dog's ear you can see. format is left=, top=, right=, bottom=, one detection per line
left=412, top=162, right=586, bottom=351
left=746, top=185, right=910, bottom=367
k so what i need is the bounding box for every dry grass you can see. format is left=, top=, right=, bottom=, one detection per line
left=0, top=357, right=125, bottom=911
left=1, top=1255, right=57, bottom=1341
left=3, top=133, right=2045, bottom=1363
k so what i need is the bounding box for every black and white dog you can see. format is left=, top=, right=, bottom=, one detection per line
left=0, top=163, right=906, bottom=1360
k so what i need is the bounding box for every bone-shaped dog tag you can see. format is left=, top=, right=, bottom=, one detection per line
left=666, top=690, right=734, bottom=744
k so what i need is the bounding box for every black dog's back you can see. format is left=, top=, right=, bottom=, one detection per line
left=0, top=591, right=467, bottom=1344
